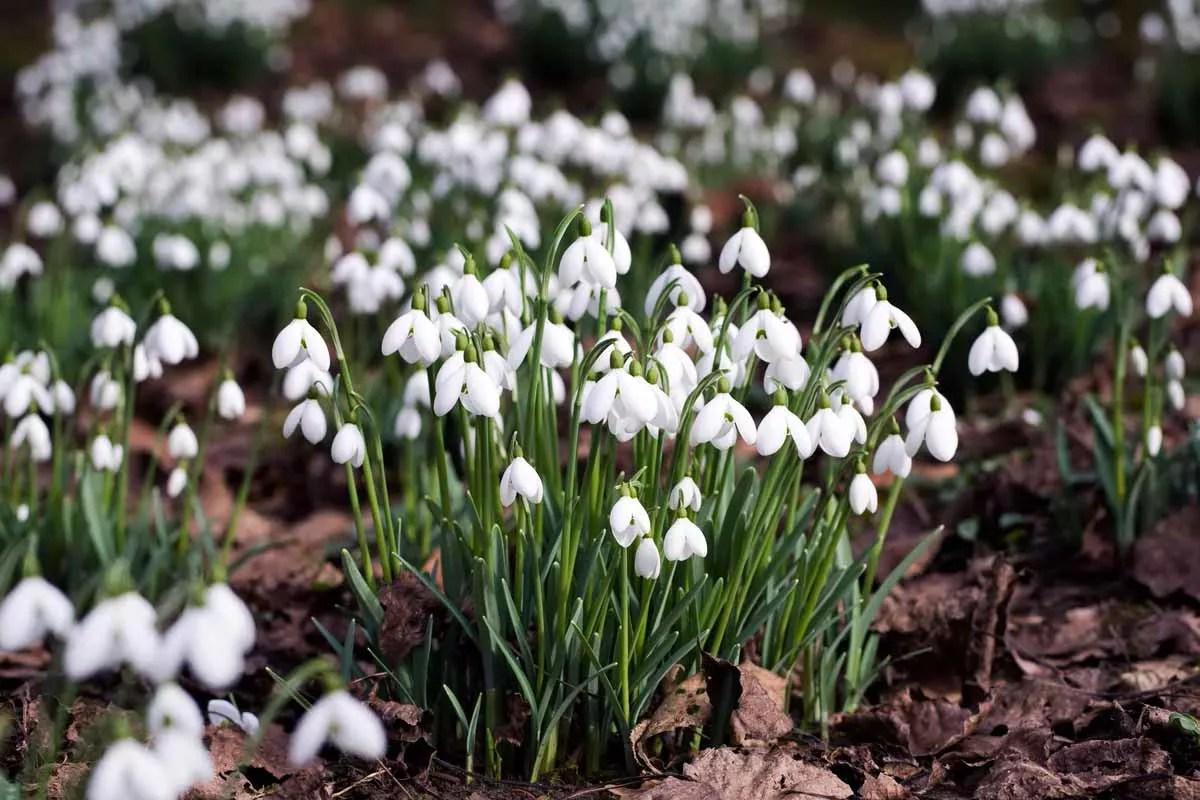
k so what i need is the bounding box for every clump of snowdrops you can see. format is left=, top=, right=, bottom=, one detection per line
left=273, top=197, right=994, bottom=778
left=0, top=291, right=394, bottom=797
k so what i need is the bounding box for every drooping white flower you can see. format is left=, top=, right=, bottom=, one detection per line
left=87, top=739, right=173, bottom=800
left=289, top=689, right=387, bottom=766
left=282, top=360, right=333, bottom=402
left=663, top=307, right=715, bottom=353
left=805, top=403, right=853, bottom=458
left=64, top=592, right=161, bottom=680
left=1146, top=425, right=1163, bottom=457
left=1129, top=343, right=1149, bottom=377
left=51, top=380, right=74, bottom=414
left=718, top=225, right=770, bottom=278
left=217, top=377, right=246, bottom=420
left=1146, top=272, right=1193, bottom=319
left=133, top=345, right=163, bottom=383
left=507, top=320, right=575, bottom=370
left=1168, top=379, right=1185, bottom=411
left=203, top=582, right=256, bottom=655
left=0, top=576, right=74, bottom=652
left=832, top=349, right=880, bottom=413
left=11, top=413, right=51, bottom=462
left=668, top=478, right=702, bottom=512
left=4, top=372, right=52, bottom=417
left=89, top=371, right=122, bottom=410
left=143, top=313, right=199, bottom=366
left=451, top=272, right=490, bottom=326
left=207, top=699, right=260, bottom=734
left=90, top=434, right=123, bottom=472
left=633, top=537, right=661, bottom=579
left=500, top=456, right=544, bottom=507
left=168, top=422, right=199, bottom=460
left=433, top=352, right=501, bottom=418
left=559, top=233, right=617, bottom=289
left=331, top=424, right=367, bottom=468
left=690, top=392, right=757, bottom=450
left=1000, top=293, right=1028, bottom=329
left=1078, top=133, right=1118, bottom=172
left=756, top=404, right=815, bottom=458
left=147, top=684, right=205, bottom=739
left=609, top=495, right=651, bottom=548
left=849, top=472, right=878, bottom=515
left=960, top=242, right=996, bottom=277
left=733, top=307, right=802, bottom=363
left=842, top=287, right=878, bottom=328
left=872, top=432, right=912, bottom=478
left=394, top=407, right=422, bottom=439
left=968, top=321, right=1020, bottom=376
left=904, top=389, right=958, bottom=462
left=1155, top=157, right=1190, bottom=209
left=1072, top=259, right=1110, bottom=311
left=283, top=398, right=328, bottom=443
left=645, top=264, right=705, bottom=315
left=662, top=517, right=708, bottom=561
left=167, top=467, right=188, bottom=499
left=763, top=353, right=811, bottom=393
left=272, top=315, right=330, bottom=371
left=152, top=731, right=213, bottom=798
left=859, top=291, right=921, bottom=352
left=91, top=306, right=137, bottom=348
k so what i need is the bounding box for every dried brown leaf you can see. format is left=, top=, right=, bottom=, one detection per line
left=682, top=747, right=853, bottom=800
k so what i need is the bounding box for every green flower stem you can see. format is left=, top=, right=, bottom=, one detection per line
left=861, top=477, right=904, bottom=596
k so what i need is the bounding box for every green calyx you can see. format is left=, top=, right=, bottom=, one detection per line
left=717, top=376, right=732, bottom=394
left=669, top=243, right=682, bottom=265
left=985, top=305, right=999, bottom=327
left=578, top=217, right=593, bottom=238
left=294, top=298, right=307, bottom=320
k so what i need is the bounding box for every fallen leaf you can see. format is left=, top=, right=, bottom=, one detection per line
left=619, top=776, right=723, bottom=799
left=731, top=662, right=792, bottom=745
left=1046, top=738, right=1171, bottom=792
left=859, top=773, right=911, bottom=800
left=1133, top=507, right=1200, bottom=601
left=1120, top=657, right=1193, bottom=693
left=682, top=747, right=853, bottom=800
left=973, top=758, right=1065, bottom=800
left=631, top=668, right=711, bottom=770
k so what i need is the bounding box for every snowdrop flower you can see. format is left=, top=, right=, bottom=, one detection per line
left=1146, top=424, right=1163, bottom=457
left=668, top=477, right=702, bottom=512
left=168, top=422, right=199, bottom=460
left=876, top=151, right=909, bottom=186
left=1168, top=380, right=1185, bottom=411
left=12, top=413, right=51, bottom=462
left=583, top=362, right=658, bottom=430
left=733, top=303, right=802, bottom=363
left=87, top=739, right=172, bottom=800
left=960, top=242, right=996, bottom=278
left=283, top=360, right=333, bottom=402
left=859, top=287, right=921, bottom=352
left=507, top=318, right=575, bottom=370
left=434, top=350, right=501, bottom=418
left=899, top=69, right=936, bottom=111
left=49, top=379, right=73, bottom=414
left=273, top=307, right=330, bottom=371
left=763, top=352, right=810, bottom=393
left=1156, top=157, right=1190, bottom=209
left=1072, top=259, right=1110, bottom=311
left=167, top=467, right=188, bottom=499
left=394, top=407, right=421, bottom=439
left=849, top=471, right=878, bottom=515
left=662, top=517, right=708, bottom=561
left=979, top=133, right=1010, bottom=168
left=873, top=430, right=912, bottom=478
left=91, top=305, right=136, bottom=348
left=283, top=395, right=328, bottom=443
left=756, top=400, right=815, bottom=458
left=289, top=689, right=386, bottom=766
left=0, top=243, right=42, bottom=288
left=1078, top=133, right=1118, bottom=172
left=663, top=306, right=715, bottom=353
left=203, top=582, right=256, bottom=655
left=842, top=287, right=878, bottom=328
left=609, top=494, right=651, bottom=548
left=331, top=423, right=366, bottom=468
left=645, top=263, right=705, bottom=315
left=156, top=600, right=244, bottom=690
left=965, top=87, right=1002, bottom=123
left=1147, top=209, right=1182, bottom=244
left=690, top=387, right=757, bottom=450
left=832, top=346, right=880, bottom=414
left=217, top=376, right=246, bottom=420
left=143, top=310, right=199, bottom=366
left=1167, top=349, right=1186, bottom=381
left=968, top=310, right=1020, bottom=376
left=152, top=730, right=213, bottom=798
left=452, top=269, right=490, bottom=327
left=633, top=537, right=661, bottom=579
left=207, top=699, right=260, bottom=734
left=1147, top=271, right=1192, bottom=318
left=147, top=684, right=205, bottom=739
left=0, top=576, right=74, bottom=652
left=905, top=389, right=958, bottom=462
left=1000, top=293, right=1028, bottom=329
left=96, top=226, right=137, bottom=268
left=559, top=222, right=617, bottom=289
left=1129, top=343, right=1149, bottom=377
left=90, top=433, right=124, bottom=472
left=4, top=371, right=51, bottom=418
left=26, top=201, right=63, bottom=237
left=718, top=218, right=770, bottom=278
left=500, top=455, right=544, bottom=507
left=806, top=399, right=853, bottom=458
left=90, top=371, right=122, bottom=410
left=64, top=592, right=160, bottom=680
left=133, top=345, right=163, bottom=384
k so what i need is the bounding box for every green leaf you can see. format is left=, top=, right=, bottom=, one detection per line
left=80, top=470, right=114, bottom=565
left=340, top=549, right=382, bottom=632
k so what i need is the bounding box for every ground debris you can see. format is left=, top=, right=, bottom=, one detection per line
left=681, top=746, right=853, bottom=800
left=1134, top=507, right=1200, bottom=601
